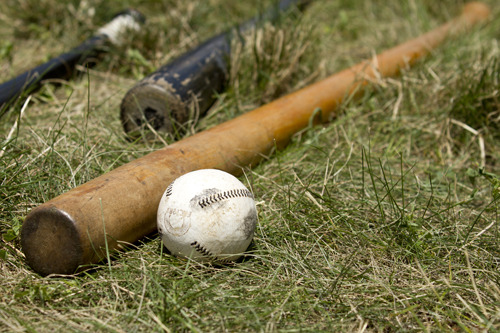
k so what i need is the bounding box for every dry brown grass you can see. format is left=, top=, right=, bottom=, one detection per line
left=1, top=0, right=499, bottom=331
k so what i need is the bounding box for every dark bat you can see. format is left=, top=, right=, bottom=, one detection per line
left=0, top=9, right=145, bottom=117
left=20, top=2, right=490, bottom=276
left=120, top=0, right=312, bottom=138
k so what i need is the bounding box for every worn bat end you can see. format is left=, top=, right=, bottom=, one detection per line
left=120, top=82, right=189, bottom=139
left=21, top=207, right=83, bottom=276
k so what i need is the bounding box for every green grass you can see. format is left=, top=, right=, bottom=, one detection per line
left=1, top=0, right=499, bottom=331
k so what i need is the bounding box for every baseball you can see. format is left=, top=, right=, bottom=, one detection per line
left=157, top=169, right=258, bottom=262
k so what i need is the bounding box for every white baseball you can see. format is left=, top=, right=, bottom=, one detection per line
left=157, top=169, right=258, bottom=262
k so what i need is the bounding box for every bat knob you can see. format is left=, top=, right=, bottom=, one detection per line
left=120, top=82, right=189, bottom=140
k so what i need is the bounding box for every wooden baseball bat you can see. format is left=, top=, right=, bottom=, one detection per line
left=120, top=0, right=311, bottom=139
left=0, top=9, right=145, bottom=117
left=21, top=2, right=490, bottom=276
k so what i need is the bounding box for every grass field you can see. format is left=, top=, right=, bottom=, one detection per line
left=1, top=0, right=499, bottom=331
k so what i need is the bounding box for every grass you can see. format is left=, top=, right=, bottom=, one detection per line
left=1, top=0, right=499, bottom=331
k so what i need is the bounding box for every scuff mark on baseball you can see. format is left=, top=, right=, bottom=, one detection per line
left=157, top=169, right=258, bottom=262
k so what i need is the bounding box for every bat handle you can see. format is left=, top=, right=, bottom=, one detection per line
left=461, top=2, right=490, bottom=26
left=0, top=9, right=144, bottom=115
left=97, top=9, right=145, bottom=46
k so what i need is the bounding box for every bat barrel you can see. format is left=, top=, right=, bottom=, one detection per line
left=120, top=0, right=311, bottom=139
left=120, top=34, right=230, bottom=137
left=21, top=2, right=490, bottom=276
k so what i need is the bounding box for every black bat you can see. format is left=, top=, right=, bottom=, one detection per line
left=0, top=9, right=145, bottom=117
left=120, top=0, right=311, bottom=139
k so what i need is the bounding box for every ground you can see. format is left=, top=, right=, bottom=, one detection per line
left=0, top=0, right=499, bottom=331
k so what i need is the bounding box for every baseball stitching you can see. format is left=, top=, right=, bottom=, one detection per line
left=190, top=241, right=234, bottom=263
left=164, top=182, right=174, bottom=197
left=191, top=241, right=213, bottom=257
left=198, top=188, right=253, bottom=208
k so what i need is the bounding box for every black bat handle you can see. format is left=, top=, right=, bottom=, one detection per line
left=0, top=9, right=144, bottom=116
left=0, top=36, right=106, bottom=109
